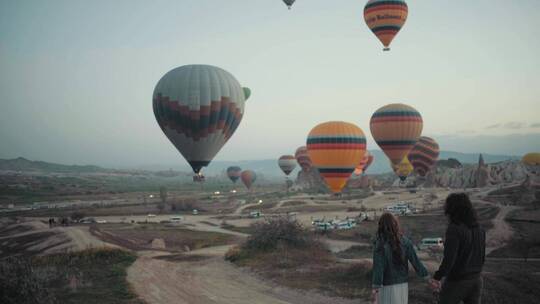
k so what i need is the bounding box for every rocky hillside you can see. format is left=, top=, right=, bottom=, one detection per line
left=424, top=159, right=531, bottom=189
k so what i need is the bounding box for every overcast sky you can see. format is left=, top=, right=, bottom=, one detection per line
left=1, top=0, right=539, bottom=168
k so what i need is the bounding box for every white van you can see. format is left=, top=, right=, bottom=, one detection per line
left=418, top=238, right=444, bottom=250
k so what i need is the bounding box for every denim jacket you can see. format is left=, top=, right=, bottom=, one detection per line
left=372, top=236, right=428, bottom=288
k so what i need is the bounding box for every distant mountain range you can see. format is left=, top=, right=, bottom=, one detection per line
left=0, top=157, right=107, bottom=173
left=0, top=151, right=519, bottom=178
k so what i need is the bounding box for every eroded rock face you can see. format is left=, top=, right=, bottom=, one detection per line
left=294, top=169, right=325, bottom=191
left=426, top=160, right=531, bottom=189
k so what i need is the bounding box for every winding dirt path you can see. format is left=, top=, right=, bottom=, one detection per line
left=127, top=246, right=361, bottom=304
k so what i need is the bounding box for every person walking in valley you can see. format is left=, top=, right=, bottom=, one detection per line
left=430, top=193, right=486, bottom=304
left=372, top=213, right=429, bottom=304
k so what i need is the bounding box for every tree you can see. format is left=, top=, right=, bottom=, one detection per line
left=70, top=211, right=85, bottom=222
left=159, top=187, right=168, bottom=205
left=157, top=203, right=165, bottom=214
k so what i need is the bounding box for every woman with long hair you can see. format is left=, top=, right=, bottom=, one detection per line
left=430, top=193, right=486, bottom=304
left=372, top=213, right=428, bottom=304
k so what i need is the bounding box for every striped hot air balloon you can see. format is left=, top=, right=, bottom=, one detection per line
left=153, top=65, right=250, bottom=175
left=241, top=170, right=257, bottom=190
left=408, top=136, right=440, bottom=177
left=278, top=155, right=297, bottom=176
left=392, top=156, right=413, bottom=182
left=295, top=146, right=312, bottom=171
left=370, top=103, right=423, bottom=166
left=307, top=121, right=367, bottom=193
left=226, top=166, right=242, bottom=183
left=354, top=151, right=374, bottom=176
left=364, top=0, right=408, bottom=51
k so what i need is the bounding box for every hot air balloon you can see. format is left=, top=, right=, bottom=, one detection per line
left=354, top=151, right=374, bottom=176
left=370, top=103, right=423, bottom=166
left=227, top=166, right=242, bottom=183
left=241, top=170, right=257, bottom=190
left=283, top=0, right=295, bottom=10
left=392, top=157, right=413, bottom=181
left=364, top=0, right=408, bottom=51
left=278, top=155, right=297, bottom=176
left=307, top=121, right=366, bottom=193
left=153, top=65, right=250, bottom=178
left=295, top=146, right=312, bottom=171
left=522, top=153, right=540, bottom=175
left=408, top=136, right=440, bottom=177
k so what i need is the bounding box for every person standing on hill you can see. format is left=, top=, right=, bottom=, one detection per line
left=372, top=213, right=429, bottom=304
left=430, top=193, right=486, bottom=304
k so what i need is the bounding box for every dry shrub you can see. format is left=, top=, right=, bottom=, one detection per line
left=244, top=217, right=314, bottom=252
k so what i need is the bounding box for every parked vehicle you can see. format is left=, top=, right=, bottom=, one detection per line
left=170, top=216, right=183, bottom=223
left=192, top=209, right=199, bottom=215
left=96, top=219, right=107, bottom=224
left=250, top=211, right=262, bottom=218
left=418, top=237, right=444, bottom=250
left=314, top=222, right=334, bottom=231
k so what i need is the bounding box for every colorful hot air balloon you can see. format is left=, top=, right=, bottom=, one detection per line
left=241, top=170, right=257, bottom=190
left=354, top=151, right=374, bottom=176
left=153, top=65, right=250, bottom=176
left=392, top=156, right=413, bottom=181
left=408, top=136, right=440, bottom=177
left=283, top=0, right=296, bottom=10
left=307, top=121, right=366, bottom=193
left=522, top=153, right=540, bottom=175
left=370, top=103, right=423, bottom=166
left=227, top=166, right=242, bottom=183
left=522, top=153, right=540, bottom=166
left=364, top=0, right=408, bottom=51
left=278, top=155, right=297, bottom=176
left=295, top=146, right=312, bottom=171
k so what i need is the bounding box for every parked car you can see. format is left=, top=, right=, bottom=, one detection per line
left=418, top=237, right=444, bottom=250
left=314, top=222, right=334, bottom=231
left=170, top=216, right=183, bottom=223
left=147, top=214, right=156, bottom=217
left=96, top=219, right=107, bottom=224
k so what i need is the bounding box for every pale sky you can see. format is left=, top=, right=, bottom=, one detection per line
left=1, top=0, right=539, bottom=168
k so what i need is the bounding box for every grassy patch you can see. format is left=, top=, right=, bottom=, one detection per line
left=0, top=248, right=142, bottom=304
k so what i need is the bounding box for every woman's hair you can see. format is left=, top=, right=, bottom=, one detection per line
left=444, top=193, right=478, bottom=228
left=377, top=213, right=405, bottom=265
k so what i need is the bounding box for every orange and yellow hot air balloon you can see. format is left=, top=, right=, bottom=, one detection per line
left=307, top=121, right=367, bottom=193
left=370, top=103, right=423, bottom=166
left=392, top=156, right=413, bottom=181
left=354, top=151, right=374, bottom=176
left=364, top=0, right=408, bottom=51
left=522, top=153, right=540, bottom=175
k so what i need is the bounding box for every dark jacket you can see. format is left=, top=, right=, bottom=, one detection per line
left=372, top=236, right=428, bottom=288
left=434, top=223, right=485, bottom=281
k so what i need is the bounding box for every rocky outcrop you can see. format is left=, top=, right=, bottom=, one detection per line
left=293, top=169, right=325, bottom=191
left=425, top=159, right=530, bottom=189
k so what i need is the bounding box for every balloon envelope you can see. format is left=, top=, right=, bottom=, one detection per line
left=354, top=151, right=373, bottom=175
left=295, top=146, right=312, bottom=171
left=370, top=103, right=423, bottom=166
left=408, top=136, right=440, bottom=177
left=307, top=121, right=366, bottom=193
left=241, top=170, right=257, bottom=189
left=278, top=155, right=297, bottom=176
left=153, top=65, right=248, bottom=174
left=364, top=0, right=408, bottom=50
left=522, top=153, right=540, bottom=174
left=283, top=0, right=296, bottom=9
left=227, top=166, right=242, bottom=183
left=392, top=157, right=413, bottom=181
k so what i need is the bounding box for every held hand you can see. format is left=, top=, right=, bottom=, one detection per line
left=428, top=278, right=441, bottom=292
left=371, top=288, right=380, bottom=304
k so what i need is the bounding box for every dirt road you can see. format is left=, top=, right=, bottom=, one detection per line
left=127, top=246, right=362, bottom=304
